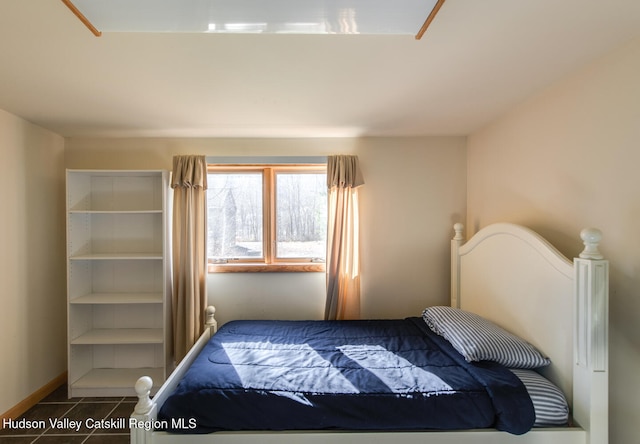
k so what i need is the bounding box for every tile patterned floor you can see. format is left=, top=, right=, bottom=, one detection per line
left=1, top=385, right=132, bottom=444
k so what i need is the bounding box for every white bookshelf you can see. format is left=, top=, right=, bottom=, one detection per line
left=66, top=170, right=172, bottom=398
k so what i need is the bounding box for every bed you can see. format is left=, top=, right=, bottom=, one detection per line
left=130, top=222, right=609, bottom=444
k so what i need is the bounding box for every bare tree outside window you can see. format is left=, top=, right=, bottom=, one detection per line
left=206, top=166, right=327, bottom=268
left=276, top=173, right=326, bottom=259
left=207, top=172, right=263, bottom=260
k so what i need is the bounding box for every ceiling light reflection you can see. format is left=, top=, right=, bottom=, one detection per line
left=223, top=23, right=268, bottom=33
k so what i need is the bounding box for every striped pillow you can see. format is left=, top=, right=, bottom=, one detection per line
left=422, top=306, right=551, bottom=368
left=510, top=369, right=569, bottom=427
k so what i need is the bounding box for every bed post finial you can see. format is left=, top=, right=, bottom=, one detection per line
left=205, top=305, right=218, bottom=333
left=453, top=223, right=464, bottom=241
left=579, top=228, right=603, bottom=259
left=134, top=376, right=154, bottom=415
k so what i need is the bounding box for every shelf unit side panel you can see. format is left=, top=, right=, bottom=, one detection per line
left=68, top=305, right=94, bottom=341
left=66, top=172, right=92, bottom=211
left=68, top=345, right=93, bottom=385
left=162, top=171, right=173, bottom=374
left=67, top=213, right=92, bottom=258
left=68, top=260, right=93, bottom=300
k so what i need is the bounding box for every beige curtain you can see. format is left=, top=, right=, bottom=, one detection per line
left=325, top=155, right=364, bottom=320
left=171, top=155, right=208, bottom=362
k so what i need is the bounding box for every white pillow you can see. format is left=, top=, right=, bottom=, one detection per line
left=422, top=306, right=550, bottom=369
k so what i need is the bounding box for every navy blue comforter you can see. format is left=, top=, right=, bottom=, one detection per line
left=158, top=318, right=534, bottom=434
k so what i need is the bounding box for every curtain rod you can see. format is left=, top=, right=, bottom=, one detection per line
left=206, top=156, right=327, bottom=165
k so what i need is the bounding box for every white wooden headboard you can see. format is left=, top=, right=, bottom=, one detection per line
left=450, top=223, right=608, bottom=443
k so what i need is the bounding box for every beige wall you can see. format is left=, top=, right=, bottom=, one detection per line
left=0, top=109, right=66, bottom=415
left=65, top=136, right=467, bottom=325
left=467, top=36, right=640, bottom=444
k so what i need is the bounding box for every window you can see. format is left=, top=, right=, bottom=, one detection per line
left=207, top=164, right=327, bottom=272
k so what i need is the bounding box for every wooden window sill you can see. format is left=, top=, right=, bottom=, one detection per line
left=208, top=263, right=325, bottom=273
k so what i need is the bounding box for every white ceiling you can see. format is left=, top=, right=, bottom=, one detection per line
left=1, top=0, right=640, bottom=138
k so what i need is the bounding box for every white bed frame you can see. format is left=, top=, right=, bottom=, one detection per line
left=131, top=223, right=609, bottom=444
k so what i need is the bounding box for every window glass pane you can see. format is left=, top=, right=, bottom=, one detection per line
left=275, top=172, right=327, bottom=259
left=207, top=172, right=263, bottom=259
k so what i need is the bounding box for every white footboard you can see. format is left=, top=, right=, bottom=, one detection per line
left=131, top=306, right=217, bottom=444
